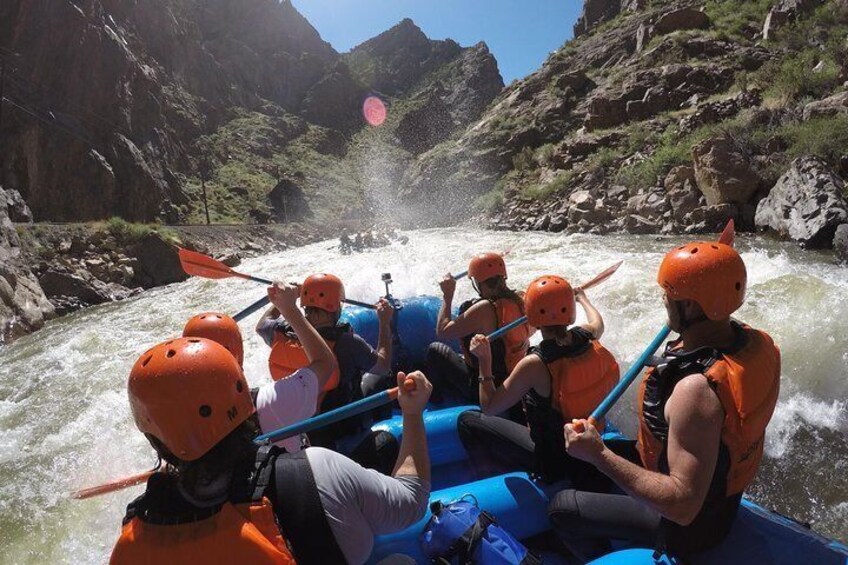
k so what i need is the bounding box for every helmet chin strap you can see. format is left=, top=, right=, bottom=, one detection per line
left=675, top=301, right=708, bottom=332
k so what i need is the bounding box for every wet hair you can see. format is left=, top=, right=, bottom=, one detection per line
left=479, top=276, right=526, bottom=315
left=145, top=418, right=260, bottom=496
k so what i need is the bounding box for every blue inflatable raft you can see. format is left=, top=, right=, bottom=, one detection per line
left=342, top=296, right=848, bottom=564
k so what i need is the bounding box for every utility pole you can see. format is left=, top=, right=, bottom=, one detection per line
left=200, top=159, right=211, bottom=225
left=0, top=58, right=6, bottom=174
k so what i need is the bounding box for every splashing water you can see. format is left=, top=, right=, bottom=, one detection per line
left=0, top=229, right=846, bottom=562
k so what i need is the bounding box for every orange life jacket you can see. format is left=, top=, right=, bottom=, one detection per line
left=268, top=325, right=346, bottom=401
left=111, top=496, right=296, bottom=565
left=637, top=324, right=780, bottom=496
left=523, top=328, right=619, bottom=484
left=541, top=334, right=619, bottom=431
left=459, top=297, right=529, bottom=376
left=493, top=298, right=531, bottom=372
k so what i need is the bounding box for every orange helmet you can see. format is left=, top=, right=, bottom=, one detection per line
left=300, top=273, right=345, bottom=313
left=182, top=312, right=244, bottom=366
left=657, top=241, right=746, bottom=320
left=525, top=275, right=576, bottom=327
left=128, top=337, right=255, bottom=462
left=468, top=252, right=507, bottom=284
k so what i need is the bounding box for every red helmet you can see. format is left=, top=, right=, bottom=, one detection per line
left=525, top=275, right=576, bottom=327
left=300, top=273, right=345, bottom=313
left=657, top=241, right=746, bottom=320
left=182, top=312, right=244, bottom=366
left=128, top=337, right=254, bottom=462
left=468, top=252, right=507, bottom=284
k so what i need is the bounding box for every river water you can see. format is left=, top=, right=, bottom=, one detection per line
left=0, top=228, right=846, bottom=562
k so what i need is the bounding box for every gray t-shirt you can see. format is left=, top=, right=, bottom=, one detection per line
left=305, top=447, right=430, bottom=565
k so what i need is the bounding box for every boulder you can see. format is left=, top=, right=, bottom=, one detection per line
left=624, top=214, right=661, bottom=234
left=584, top=96, right=627, bottom=130
left=129, top=232, right=189, bottom=288
left=219, top=252, right=241, bottom=267
left=653, top=8, right=710, bottom=35
left=692, top=135, right=761, bottom=205
left=626, top=188, right=670, bottom=220
left=834, top=224, right=848, bottom=263
left=549, top=214, right=568, bottom=232
left=755, top=157, right=848, bottom=248
left=574, top=0, right=621, bottom=37
left=38, top=270, right=111, bottom=306
left=802, top=91, right=848, bottom=121
left=4, top=189, right=34, bottom=223
left=664, top=166, right=704, bottom=222
left=684, top=204, right=740, bottom=234
left=763, top=0, right=818, bottom=40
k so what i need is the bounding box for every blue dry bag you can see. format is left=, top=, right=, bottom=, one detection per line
left=419, top=495, right=541, bottom=564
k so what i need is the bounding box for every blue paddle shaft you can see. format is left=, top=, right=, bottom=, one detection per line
left=487, top=316, right=528, bottom=341
left=590, top=325, right=672, bottom=421
left=453, top=270, right=468, bottom=280
left=233, top=296, right=271, bottom=322
left=255, top=388, right=394, bottom=444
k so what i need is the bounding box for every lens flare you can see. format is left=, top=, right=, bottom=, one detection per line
left=363, top=96, right=387, bottom=127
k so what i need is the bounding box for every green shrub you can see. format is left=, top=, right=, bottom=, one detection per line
left=705, top=0, right=773, bottom=41
left=520, top=171, right=573, bottom=200
left=106, top=217, right=153, bottom=243
left=476, top=184, right=505, bottom=212
left=779, top=115, right=848, bottom=164
left=759, top=49, right=842, bottom=104
left=512, top=147, right=536, bottom=172
left=535, top=143, right=557, bottom=167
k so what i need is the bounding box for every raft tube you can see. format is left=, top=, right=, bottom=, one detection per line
left=367, top=406, right=848, bottom=565
left=340, top=295, right=460, bottom=369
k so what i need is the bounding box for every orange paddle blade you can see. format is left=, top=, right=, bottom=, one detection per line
left=718, top=219, right=735, bottom=247
left=178, top=247, right=240, bottom=279
left=577, top=261, right=623, bottom=292
left=71, top=470, right=154, bottom=500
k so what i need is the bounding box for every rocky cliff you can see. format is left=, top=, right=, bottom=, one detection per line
left=402, top=0, right=848, bottom=250
left=0, top=1, right=502, bottom=225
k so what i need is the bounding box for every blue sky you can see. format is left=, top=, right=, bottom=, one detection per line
left=290, top=0, right=582, bottom=83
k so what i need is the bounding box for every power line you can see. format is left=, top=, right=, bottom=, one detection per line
left=2, top=94, right=101, bottom=148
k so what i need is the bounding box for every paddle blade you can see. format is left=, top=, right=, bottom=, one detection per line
left=71, top=470, right=154, bottom=500
left=718, top=219, right=735, bottom=247
left=578, top=261, right=623, bottom=291
left=178, top=247, right=237, bottom=280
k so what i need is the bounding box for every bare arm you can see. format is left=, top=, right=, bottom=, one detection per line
left=370, top=298, right=394, bottom=374
left=268, top=283, right=337, bottom=390
left=575, top=288, right=604, bottom=339
left=393, top=371, right=432, bottom=483
left=255, top=306, right=280, bottom=334
left=471, top=335, right=548, bottom=415
left=438, top=300, right=497, bottom=341
left=566, top=374, right=723, bottom=525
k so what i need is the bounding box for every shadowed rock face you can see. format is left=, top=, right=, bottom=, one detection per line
left=0, top=0, right=339, bottom=222
left=0, top=2, right=503, bottom=225
left=0, top=187, right=54, bottom=342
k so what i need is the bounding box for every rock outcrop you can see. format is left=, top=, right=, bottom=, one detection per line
left=755, top=157, right=848, bottom=248
left=834, top=223, right=848, bottom=263
left=692, top=135, right=761, bottom=205
left=0, top=3, right=502, bottom=226
left=0, top=187, right=54, bottom=342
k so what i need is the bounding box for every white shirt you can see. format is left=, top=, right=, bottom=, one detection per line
left=254, top=367, right=318, bottom=453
